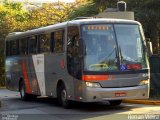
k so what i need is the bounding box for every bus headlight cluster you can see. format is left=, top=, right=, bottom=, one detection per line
left=86, top=82, right=101, bottom=88
left=139, top=79, right=149, bottom=85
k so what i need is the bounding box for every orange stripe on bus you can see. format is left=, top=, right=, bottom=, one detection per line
left=22, top=61, right=31, bottom=94
left=82, top=75, right=109, bottom=81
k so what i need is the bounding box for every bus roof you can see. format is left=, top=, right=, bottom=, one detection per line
left=68, top=18, right=140, bottom=25
left=6, top=18, right=141, bottom=41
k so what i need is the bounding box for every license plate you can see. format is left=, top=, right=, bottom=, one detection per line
left=115, top=92, right=126, bottom=97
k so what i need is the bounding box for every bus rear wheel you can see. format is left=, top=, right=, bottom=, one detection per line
left=19, top=81, right=30, bottom=100
left=109, top=100, right=122, bottom=106
left=58, top=84, right=71, bottom=109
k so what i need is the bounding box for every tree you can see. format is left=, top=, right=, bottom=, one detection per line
left=69, top=0, right=120, bottom=20
left=0, top=0, right=83, bottom=86
left=0, top=1, right=29, bottom=86
left=68, top=1, right=98, bottom=20
left=127, top=0, right=160, bottom=54
left=26, top=1, right=83, bottom=30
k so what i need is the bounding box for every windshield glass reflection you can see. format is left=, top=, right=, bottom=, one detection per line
left=82, top=25, right=118, bottom=71
left=115, top=24, right=147, bottom=69
left=82, top=24, right=147, bottom=72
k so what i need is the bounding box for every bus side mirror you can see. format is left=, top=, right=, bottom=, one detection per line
left=146, top=40, right=153, bottom=57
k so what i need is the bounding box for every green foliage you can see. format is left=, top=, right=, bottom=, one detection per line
left=90, top=0, right=117, bottom=10
left=0, top=1, right=82, bottom=86
left=69, top=0, right=128, bottom=20
left=69, top=2, right=98, bottom=20
left=127, top=0, right=160, bottom=54
left=4, top=1, right=23, bottom=10
left=27, top=2, right=78, bottom=29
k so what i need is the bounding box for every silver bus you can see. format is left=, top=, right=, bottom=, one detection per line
left=5, top=18, right=150, bottom=108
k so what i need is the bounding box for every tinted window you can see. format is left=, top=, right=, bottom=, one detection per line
left=67, top=26, right=82, bottom=78
left=10, top=40, right=18, bottom=55
left=6, top=41, right=10, bottom=56
left=52, top=30, right=64, bottom=53
left=29, top=36, right=37, bottom=54
left=19, top=38, right=28, bottom=55
left=38, top=34, right=50, bottom=53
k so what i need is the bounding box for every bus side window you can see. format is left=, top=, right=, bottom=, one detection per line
left=10, top=40, right=18, bottom=56
left=29, top=36, right=37, bottom=54
left=52, top=30, right=64, bottom=53
left=50, top=32, right=54, bottom=52
left=6, top=41, right=10, bottom=56
left=38, top=33, right=50, bottom=53
left=19, top=38, right=28, bottom=55
left=16, top=40, right=19, bottom=55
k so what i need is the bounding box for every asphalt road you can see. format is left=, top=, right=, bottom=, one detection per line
left=0, top=89, right=160, bottom=120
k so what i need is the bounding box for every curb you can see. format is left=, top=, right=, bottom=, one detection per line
left=123, top=99, right=160, bottom=105
left=0, top=87, right=6, bottom=89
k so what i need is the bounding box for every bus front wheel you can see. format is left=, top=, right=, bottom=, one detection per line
left=109, top=100, right=122, bottom=106
left=57, top=84, right=71, bottom=109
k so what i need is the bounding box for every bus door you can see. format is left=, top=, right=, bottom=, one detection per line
left=67, top=26, right=82, bottom=79
left=67, top=26, right=83, bottom=98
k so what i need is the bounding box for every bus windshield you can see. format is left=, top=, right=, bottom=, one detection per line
left=81, top=24, right=147, bottom=72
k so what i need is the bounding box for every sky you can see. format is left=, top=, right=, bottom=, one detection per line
left=11, top=0, right=76, bottom=3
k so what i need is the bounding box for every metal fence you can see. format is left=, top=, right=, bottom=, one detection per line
left=0, top=71, right=5, bottom=87
left=149, top=54, right=160, bottom=98
left=0, top=58, right=5, bottom=87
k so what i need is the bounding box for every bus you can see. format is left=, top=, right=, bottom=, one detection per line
left=5, top=18, right=150, bottom=108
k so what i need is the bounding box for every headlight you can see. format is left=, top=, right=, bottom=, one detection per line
left=86, top=82, right=101, bottom=88
left=139, top=79, right=149, bottom=85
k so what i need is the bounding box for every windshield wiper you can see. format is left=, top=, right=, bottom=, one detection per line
left=118, top=46, right=123, bottom=64
left=99, top=47, right=117, bottom=63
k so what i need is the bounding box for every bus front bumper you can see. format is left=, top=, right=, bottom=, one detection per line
left=82, top=85, right=149, bottom=102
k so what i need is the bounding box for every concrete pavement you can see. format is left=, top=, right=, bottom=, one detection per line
left=0, top=87, right=17, bottom=108
left=0, top=87, right=5, bottom=107
left=1, top=89, right=160, bottom=120
left=1, top=88, right=160, bottom=107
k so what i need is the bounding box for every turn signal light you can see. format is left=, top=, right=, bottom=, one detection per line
left=139, top=80, right=149, bottom=85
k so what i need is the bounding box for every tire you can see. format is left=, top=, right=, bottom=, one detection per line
left=19, top=81, right=30, bottom=100
left=109, top=100, right=122, bottom=106
left=57, top=84, right=71, bottom=109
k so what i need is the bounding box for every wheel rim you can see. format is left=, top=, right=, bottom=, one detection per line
left=61, top=89, right=67, bottom=106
